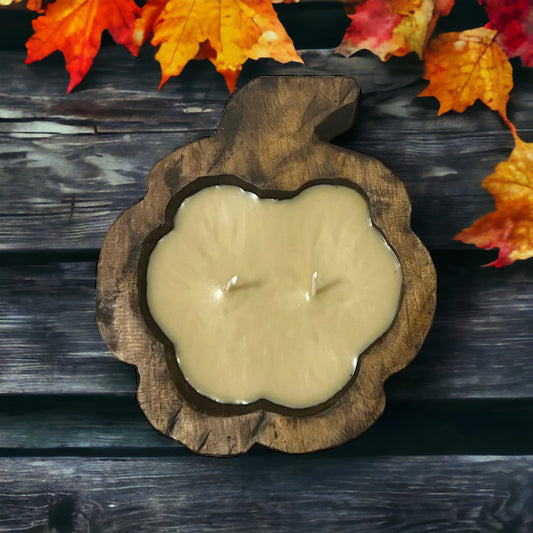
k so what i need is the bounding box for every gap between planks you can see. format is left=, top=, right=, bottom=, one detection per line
left=0, top=396, right=532, bottom=456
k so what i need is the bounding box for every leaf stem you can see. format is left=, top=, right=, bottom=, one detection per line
left=499, top=110, right=519, bottom=143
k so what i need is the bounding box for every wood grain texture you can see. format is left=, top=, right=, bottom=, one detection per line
left=96, top=76, right=436, bottom=455
left=0, top=50, right=531, bottom=252
left=0, top=130, right=515, bottom=251
left=2, top=456, right=533, bottom=532
left=2, top=254, right=532, bottom=399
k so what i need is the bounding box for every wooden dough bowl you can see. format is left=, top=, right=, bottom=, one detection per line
left=96, top=76, right=436, bottom=456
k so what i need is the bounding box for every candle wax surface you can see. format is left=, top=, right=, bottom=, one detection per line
left=146, top=184, right=402, bottom=409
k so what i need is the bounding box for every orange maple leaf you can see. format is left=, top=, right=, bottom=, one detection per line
left=26, top=0, right=46, bottom=12
left=336, top=0, right=454, bottom=61
left=141, top=0, right=302, bottom=92
left=132, top=0, right=166, bottom=51
left=418, top=27, right=513, bottom=122
left=455, top=138, right=533, bottom=267
left=25, top=0, right=140, bottom=93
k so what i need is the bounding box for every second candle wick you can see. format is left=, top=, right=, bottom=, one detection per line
left=306, top=271, right=318, bottom=301
left=224, top=274, right=239, bottom=292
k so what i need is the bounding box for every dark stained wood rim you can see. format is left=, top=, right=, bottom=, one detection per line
left=136, top=174, right=403, bottom=419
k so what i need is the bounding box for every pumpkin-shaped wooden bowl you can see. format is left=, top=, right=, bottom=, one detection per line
left=96, top=76, right=436, bottom=456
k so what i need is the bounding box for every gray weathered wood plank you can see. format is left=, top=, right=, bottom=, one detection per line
left=1, top=255, right=532, bottom=399
left=1, top=456, right=533, bottom=532
left=0, top=129, right=522, bottom=251
left=1, top=50, right=531, bottom=251
left=1, top=49, right=428, bottom=132
left=3, top=47, right=532, bottom=136
left=2, top=49, right=531, bottom=133
left=0, top=127, right=528, bottom=253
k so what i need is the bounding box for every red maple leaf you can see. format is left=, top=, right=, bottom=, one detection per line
left=479, top=0, right=533, bottom=66
left=26, top=0, right=140, bottom=93
left=337, top=0, right=402, bottom=60
left=337, top=0, right=455, bottom=61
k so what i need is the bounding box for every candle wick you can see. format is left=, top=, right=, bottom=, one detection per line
left=224, top=274, right=238, bottom=292
left=306, top=271, right=318, bottom=301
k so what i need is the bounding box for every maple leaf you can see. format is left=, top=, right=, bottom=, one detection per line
left=143, top=0, right=302, bottom=92
left=336, top=0, right=454, bottom=61
left=418, top=27, right=513, bottom=122
left=132, top=0, right=166, bottom=51
left=480, top=0, right=533, bottom=67
left=25, top=0, right=140, bottom=93
left=25, top=0, right=49, bottom=13
left=455, top=138, right=533, bottom=267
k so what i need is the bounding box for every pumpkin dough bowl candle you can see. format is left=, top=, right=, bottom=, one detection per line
left=96, top=76, right=436, bottom=456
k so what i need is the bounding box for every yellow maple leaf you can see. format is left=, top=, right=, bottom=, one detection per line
left=455, top=138, right=533, bottom=267
left=419, top=27, right=513, bottom=119
left=144, top=0, right=302, bottom=91
left=391, top=0, right=435, bottom=58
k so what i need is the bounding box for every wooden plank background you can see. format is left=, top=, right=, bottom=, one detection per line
left=2, top=48, right=531, bottom=251
left=1, top=1, right=532, bottom=531
left=2, top=457, right=533, bottom=532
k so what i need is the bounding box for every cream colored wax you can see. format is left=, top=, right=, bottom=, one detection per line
left=146, top=184, right=402, bottom=409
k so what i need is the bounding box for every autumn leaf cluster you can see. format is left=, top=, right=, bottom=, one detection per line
left=335, top=0, right=532, bottom=267
left=23, top=0, right=302, bottom=92
left=17, top=0, right=533, bottom=266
